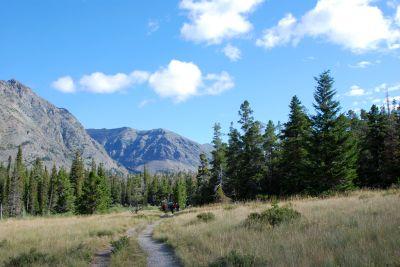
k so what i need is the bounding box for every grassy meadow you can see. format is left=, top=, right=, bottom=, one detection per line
left=154, top=189, right=400, bottom=266
left=0, top=210, right=159, bottom=267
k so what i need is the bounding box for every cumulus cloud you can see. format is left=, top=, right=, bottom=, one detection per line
left=79, top=71, right=149, bottom=94
left=53, top=60, right=234, bottom=102
left=256, top=0, right=400, bottom=52
left=396, top=5, right=400, bottom=25
left=180, top=0, right=263, bottom=44
left=51, top=76, right=76, bottom=93
left=149, top=60, right=234, bottom=102
left=347, top=85, right=367, bottom=96
left=149, top=60, right=202, bottom=102
left=223, top=44, right=242, bottom=61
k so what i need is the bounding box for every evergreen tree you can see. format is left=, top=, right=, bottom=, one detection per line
left=38, top=167, right=49, bottom=214
left=48, top=164, right=58, bottom=213
left=237, top=101, right=265, bottom=199
left=55, top=167, right=75, bottom=213
left=279, top=96, right=311, bottom=194
left=173, top=178, right=187, bottom=208
left=195, top=153, right=211, bottom=204
left=27, top=158, right=42, bottom=215
left=77, top=161, right=110, bottom=214
left=225, top=123, right=242, bottom=199
left=110, top=175, right=122, bottom=205
left=70, top=151, right=85, bottom=199
left=142, top=166, right=151, bottom=205
left=263, top=120, right=280, bottom=194
left=7, top=146, right=24, bottom=217
left=309, top=71, right=357, bottom=193
left=210, top=123, right=227, bottom=199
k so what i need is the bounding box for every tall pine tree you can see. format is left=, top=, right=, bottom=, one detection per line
left=310, top=71, right=357, bottom=193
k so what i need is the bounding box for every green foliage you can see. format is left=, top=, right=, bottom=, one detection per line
left=174, top=178, right=187, bottom=208
left=76, top=163, right=110, bottom=214
left=210, top=250, right=257, bottom=267
left=4, top=248, right=57, bottom=267
left=111, top=236, right=129, bottom=252
left=197, top=212, right=215, bottom=222
left=244, top=203, right=301, bottom=227
left=54, top=168, right=75, bottom=213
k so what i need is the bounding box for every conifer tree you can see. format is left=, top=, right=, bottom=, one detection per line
left=263, top=120, right=280, bottom=194
left=210, top=123, right=227, bottom=199
left=279, top=96, right=311, bottom=194
left=70, top=151, right=85, bottom=199
left=97, top=163, right=111, bottom=211
left=7, top=146, right=24, bottom=217
left=195, top=153, right=211, bottom=204
left=173, top=178, right=187, bottom=208
left=27, top=159, right=42, bottom=215
left=55, top=167, right=75, bottom=213
left=48, top=164, right=58, bottom=213
left=38, top=167, right=49, bottom=214
left=237, top=101, right=265, bottom=199
left=310, top=71, right=357, bottom=192
left=225, top=123, right=242, bottom=199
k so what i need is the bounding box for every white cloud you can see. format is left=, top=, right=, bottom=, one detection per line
left=347, top=85, right=367, bottom=96
left=396, top=5, right=400, bottom=25
left=374, top=82, right=400, bottom=92
left=51, top=76, right=76, bottom=93
left=350, top=61, right=373, bottom=68
left=180, top=0, right=263, bottom=44
left=204, top=71, right=234, bottom=95
left=223, top=44, right=242, bottom=61
left=149, top=60, right=202, bottom=102
left=52, top=60, right=234, bottom=102
left=257, top=0, right=400, bottom=52
left=148, top=60, right=234, bottom=102
left=138, top=99, right=156, bottom=108
left=79, top=71, right=149, bottom=94
left=147, top=19, right=160, bottom=35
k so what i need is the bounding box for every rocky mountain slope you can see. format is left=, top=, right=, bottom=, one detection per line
left=0, top=79, right=126, bottom=174
left=87, top=127, right=213, bottom=173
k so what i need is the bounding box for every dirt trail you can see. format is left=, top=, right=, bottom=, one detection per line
left=138, top=222, right=181, bottom=267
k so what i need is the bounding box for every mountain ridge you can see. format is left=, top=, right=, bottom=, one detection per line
left=0, top=79, right=127, bottom=174
left=87, top=127, right=213, bottom=173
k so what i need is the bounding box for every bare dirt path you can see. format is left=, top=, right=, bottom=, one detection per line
left=138, top=222, right=182, bottom=267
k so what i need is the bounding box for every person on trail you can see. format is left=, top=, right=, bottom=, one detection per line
left=168, top=202, right=174, bottom=214
left=176, top=203, right=180, bottom=212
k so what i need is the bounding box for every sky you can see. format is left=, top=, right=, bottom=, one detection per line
left=0, top=0, right=399, bottom=144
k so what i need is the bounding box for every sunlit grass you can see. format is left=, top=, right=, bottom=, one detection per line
left=0, top=211, right=159, bottom=266
left=154, top=189, right=400, bottom=266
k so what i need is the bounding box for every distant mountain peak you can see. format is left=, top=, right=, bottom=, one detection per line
left=0, top=80, right=127, bottom=174
left=87, top=127, right=212, bottom=174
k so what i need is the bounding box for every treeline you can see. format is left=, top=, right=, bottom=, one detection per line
left=195, top=71, right=400, bottom=203
left=0, top=149, right=191, bottom=218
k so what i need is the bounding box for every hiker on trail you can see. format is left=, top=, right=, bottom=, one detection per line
left=168, top=202, right=174, bottom=214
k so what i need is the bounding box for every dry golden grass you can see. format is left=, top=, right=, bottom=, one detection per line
left=0, top=210, right=159, bottom=267
left=154, top=189, right=400, bottom=266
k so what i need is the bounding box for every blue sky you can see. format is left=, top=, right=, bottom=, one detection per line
left=1, top=0, right=399, bottom=143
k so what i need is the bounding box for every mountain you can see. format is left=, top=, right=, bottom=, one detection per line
left=87, top=127, right=213, bottom=173
left=0, top=79, right=127, bottom=174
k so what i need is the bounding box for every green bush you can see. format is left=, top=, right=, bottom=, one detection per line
left=4, top=248, right=57, bottom=267
left=90, top=229, right=114, bottom=237
left=0, top=239, right=8, bottom=248
left=197, top=212, right=215, bottom=222
left=245, top=203, right=301, bottom=227
left=111, top=236, right=129, bottom=252
left=210, top=250, right=256, bottom=267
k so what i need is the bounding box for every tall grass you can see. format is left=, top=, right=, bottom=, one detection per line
left=0, top=211, right=158, bottom=266
left=154, top=189, right=400, bottom=266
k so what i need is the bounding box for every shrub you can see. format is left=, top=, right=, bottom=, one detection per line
left=111, top=236, right=129, bottom=252
left=210, top=250, right=256, bottom=267
left=244, top=203, right=301, bottom=227
left=197, top=212, right=215, bottom=222
left=4, top=248, right=56, bottom=267
left=0, top=239, right=8, bottom=248
left=90, top=229, right=114, bottom=237
left=223, top=205, right=237, bottom=211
